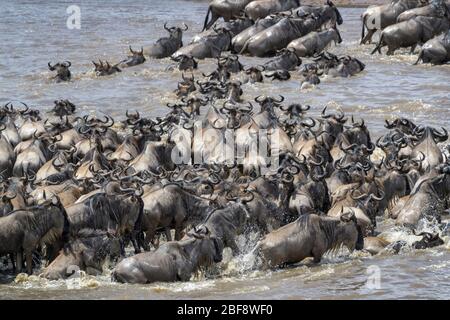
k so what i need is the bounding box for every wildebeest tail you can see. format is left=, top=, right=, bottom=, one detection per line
left=361, top=14, right=366, bottom=43
left=371, top=33, right=384, bottom=55
left=203, top=6, right=212, bottom=31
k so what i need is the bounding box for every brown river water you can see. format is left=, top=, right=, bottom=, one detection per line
left=0, top=0, right=449, bottom=299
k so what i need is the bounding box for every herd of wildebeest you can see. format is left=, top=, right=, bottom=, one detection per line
left=0, top=0, right=449, bottom=285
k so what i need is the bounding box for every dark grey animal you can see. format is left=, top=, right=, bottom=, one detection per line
left=112, top=227, right=223, bottom=284
left=414, top=30, right=450, bottom=64
left=148, top=23, right=187, bottom=59
left=371, top=16, right=450, bottom=55
left=48, top=61, right=71, bottom=82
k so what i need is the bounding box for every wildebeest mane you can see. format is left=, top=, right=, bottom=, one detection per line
left=318, top=217, right=340, bottom=250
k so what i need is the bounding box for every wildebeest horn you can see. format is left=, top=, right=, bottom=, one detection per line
left=308, top=154, right=324, bottom=166
left=163, top=22, right=170, bottom=31
left=321, top=106, right=331, bottom=118
left=182, top=23, right=188, bottom=31
left=301, top=118, right=316, bottom=128
left=48, top=62, right=54, bottom=70
left=350, top=189, right=368, bottom=200
left=129, top=45, right=135, bottom=54
left=274, top=95, right=284, bottom=103
left=351, top=116, right=364, bottom=127
left=369, top=189, right=385, bottom=201
left=2, top=192, right=17, bottom=201
left=254, top=95, right=265, bottom=103
left=63, top=61, right=71, bottom=67
left=432, top=127, right=448, bottom=141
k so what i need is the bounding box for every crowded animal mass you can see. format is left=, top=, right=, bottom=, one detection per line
left=0, top=0, right=449, bottom=300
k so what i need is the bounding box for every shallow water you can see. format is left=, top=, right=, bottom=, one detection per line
left=0, top=0, right=449, bottom=299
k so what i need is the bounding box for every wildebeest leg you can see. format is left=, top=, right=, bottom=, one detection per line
left=25, top=251, right=33, bottom=275
left=229, top=240, right=240, bottom=255
left=164, top=228, right=172, bottom=242
left=131, top=234, right=141, bottom=254
left=137, top=231, right=150, bottom=251
left=409, top=44, right=417, bottom=54
left=311, top=248, right=323, bottom=263
left=9, top=254, right=16, bottom=271
left=16, top=251, right=23, bottom=273
left=361, top=29, right=376, bottom=45
left=119, top=239, right=126, bottom=256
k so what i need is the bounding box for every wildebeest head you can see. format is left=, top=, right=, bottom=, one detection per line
left=164, top=22, right=188, bottom=43
left=384, top=118, right=417, bottom=135
left=92, top=60, right=122, bottom=76
left=217, top=54, right=243, bottom=73
left=176, top=73, right=197, bottom=98
left=320, top=106, right=347, bottom=141
left=342, top=116, right=373, bottom=149
left=326, top=0, right=343, bottom=25
left=337, top=209, right=364, bottom=250
left=254, top=95, right=284, bottom=113
left=243, top=65, right=265, bottom=83
left=412, top=231, right=444, bottom=249
left=50, top=100, right=76, bottom=117
left=187, top=225, right=223, bottom=264
left=126, top=46, right=146, bottom=66
left=48, top=61, right=72, bottom=82
left=265, top=70, right=291, bottom=81
left=172, top=54, right=198, bottom=71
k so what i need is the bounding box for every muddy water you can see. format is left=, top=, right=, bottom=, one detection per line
left=0, top=0, right=449, bottom=299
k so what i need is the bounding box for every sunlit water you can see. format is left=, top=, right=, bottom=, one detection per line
left=0, top=0, right=449, bottom=299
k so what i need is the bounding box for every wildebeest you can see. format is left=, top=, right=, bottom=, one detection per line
left=263, top=48, right=302, bottom=71
left=395, top=165, right=450, bottom=226
left=48, top=61, right=72, bottom=82
left=363, top=236, right=390, bottom=255
left=371, top=15, right=450, bottom=55
left=231, top=14, right=282, bottom=53
left=148, top=23, right=188, bottom=58
left=287, top=27, right=342, bottom=57
left=203, top=0, right=255, bottom=30
left=119, top=46, right=146, bottom=67
left=50, top=100, right=76, bottom=117
left=240, top=3, right=343, bottom=57
left=92, top=60, right=122, bottom=76
left=244, top=0, right=300, bottom=21
left=360, top=0, right=426, bottom=44
left=42, top=229, right=120, bottom=280
left=414, top=30, right=450, bottom=64
left=265, top=69, right=291, bottom=81
left=255, top=212, right=363, bottom=268
left=172, top=27, right=232, bottom=60
left=112, top=226, right=223, bottom=283
left=412, top=231, right=444, bottom=249
left=0, top=196, right=70, bottom=274
left=397, top=0, right=450, bottom=22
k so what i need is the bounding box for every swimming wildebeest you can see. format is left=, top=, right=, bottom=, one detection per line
left=255, top=212, right=363, bottom=268
left=48, top=61, right=72, bottom=82
left=112, top=226, right=223, bottom=283
left=148, top=23, right=188, bottom=59
left=119, top=46, right=146, bottom=67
